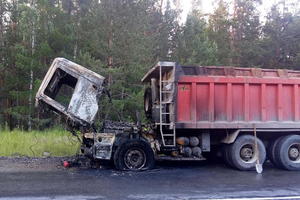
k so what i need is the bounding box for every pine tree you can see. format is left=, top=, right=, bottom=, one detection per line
left=261, top=3, right=300, bottom=69
left=208, top=0, right=232, bottom=65
left=175, top=7, right=218, bottom=65
left=231, top=0, right=262, bottom=67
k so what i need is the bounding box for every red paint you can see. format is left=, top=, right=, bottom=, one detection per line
left=226, top=83, right=233, bottom=121
left=196, top=84, right=209, bottom=121
left=265, top=84, right=277, bottom=121
left=283, top=85, right=293, bottom=120
left=244, top=83, right=250, bottom=121
left=214, top=84, right=227, bottom=121
left=294, top=85, right=299, bottom=120
left=249, top=84, right=261, bottom=121
left=191, top=83, right=197, bottom=122
left=209, top=83, right=214, bottom=121
left=232, top=84, right=243, bottom=121
left=177, top=84, right=191, bottom=121
left=176, top=71, right=300, bottom=128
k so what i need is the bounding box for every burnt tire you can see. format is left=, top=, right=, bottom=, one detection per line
left=274, top=135, right=300, bottom=171
left=267, top=136, right=284, bottom=168
left=113, top=139, right=155, bottom=171
left=227, top=135, right=266, bottom=171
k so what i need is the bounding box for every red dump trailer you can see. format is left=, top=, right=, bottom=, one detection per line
left=141, top=62, right=300, bottom=171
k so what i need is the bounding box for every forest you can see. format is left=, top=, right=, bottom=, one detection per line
left=0, top=0, right=300, bottom=130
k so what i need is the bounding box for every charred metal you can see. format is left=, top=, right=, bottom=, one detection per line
left=36, top=58, right=105, bottom=128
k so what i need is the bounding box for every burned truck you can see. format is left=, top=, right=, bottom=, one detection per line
left=36, top=58, right=300, bottom=171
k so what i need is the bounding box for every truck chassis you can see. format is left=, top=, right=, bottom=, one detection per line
left=36, top=58, right=300, bottom=171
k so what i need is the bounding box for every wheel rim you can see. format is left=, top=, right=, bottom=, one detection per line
left=240, top=144, right=258, bottom=163
left=288, top=143, right=300, bottom=163
left=124, top=148, right=146, bottom=170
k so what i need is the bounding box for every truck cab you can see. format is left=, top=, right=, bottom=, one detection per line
left=35, top=57, right=105, bottom=127
left=36, top=58, right=154, bottom=170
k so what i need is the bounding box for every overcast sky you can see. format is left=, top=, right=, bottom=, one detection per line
left=179, top=0, right=299, bottom=22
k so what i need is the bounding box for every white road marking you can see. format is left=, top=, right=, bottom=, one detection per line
left=129, top=195, right=300, bottom=200
left=206, top=196, right=300, bottom=200
left=0, top=196, right=104, bottom=200
left=1, top=196, right=300, bottom=200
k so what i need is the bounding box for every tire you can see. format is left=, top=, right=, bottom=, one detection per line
left=274, top=135, right=300, bottom=171
left=113, top=139, right=155, bottom=171
left=227, top=135, right=266, bottom=171
left=222, top=144, right=234, bottom=167
left=267, top=136, right=284, bottom=168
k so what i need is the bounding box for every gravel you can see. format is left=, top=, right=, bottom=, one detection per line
left=0, top=156, right=76, bottom=172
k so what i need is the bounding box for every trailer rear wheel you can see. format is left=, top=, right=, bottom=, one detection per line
left=113, top=139, right=155, bottom=171
left=267, top=136, right=284, bottom=168
left=228, top=135, right=266, bottom=171
left=274, top=135, right=300, bottom=171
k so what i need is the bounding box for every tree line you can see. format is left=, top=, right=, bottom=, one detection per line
left=0, top=0, right=299, bottom=130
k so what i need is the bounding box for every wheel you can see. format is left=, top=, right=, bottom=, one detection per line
left=267, top=136, right=284, bottom=168
left=227, top=135, right=266, bottom=171
left=113, top=139, right=155, bottom=171
left=222, top=144, right=234, bottom=167
left=274, top=135, right=300, bottom=170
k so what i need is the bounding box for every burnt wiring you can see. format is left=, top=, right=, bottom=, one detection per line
left=102, top=88, right=123, bottom=122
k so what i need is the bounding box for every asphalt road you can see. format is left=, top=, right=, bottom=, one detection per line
left=0, top=157, right=300, bottom=200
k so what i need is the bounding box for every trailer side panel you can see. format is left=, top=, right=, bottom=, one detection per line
left=177, top=76, right=300, bottom=129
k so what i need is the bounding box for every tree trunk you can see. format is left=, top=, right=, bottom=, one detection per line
left=28, top=69, right=33, bottom=131
left=231, top=0, right=241, bottom=66
left=73, top=5, right=80, bottom=60
left=107, top=17, right=113, bottom=86
left=28, top=0, right=35, bottom=131
left=0, top=0, right=3, bottom=49
left=160, top=0, right=164, bottom=14
left=0, top=0, right=4, bottom=124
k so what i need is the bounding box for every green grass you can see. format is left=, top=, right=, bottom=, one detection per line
left=0, top=129, right=80, bottom=157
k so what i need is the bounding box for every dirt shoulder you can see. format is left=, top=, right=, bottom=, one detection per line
left=0, top=156, right=73, bottom=172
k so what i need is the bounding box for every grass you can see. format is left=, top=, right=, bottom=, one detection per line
left=0, top=129, right=80, bottom=157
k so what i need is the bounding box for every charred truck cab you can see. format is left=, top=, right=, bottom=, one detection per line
left=36, top=58, right=300, bottom=171
left=36, top=58, right=155, bottom=170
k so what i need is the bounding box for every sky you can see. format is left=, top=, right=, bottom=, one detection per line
left=179, top=0, right=299, bottom=23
